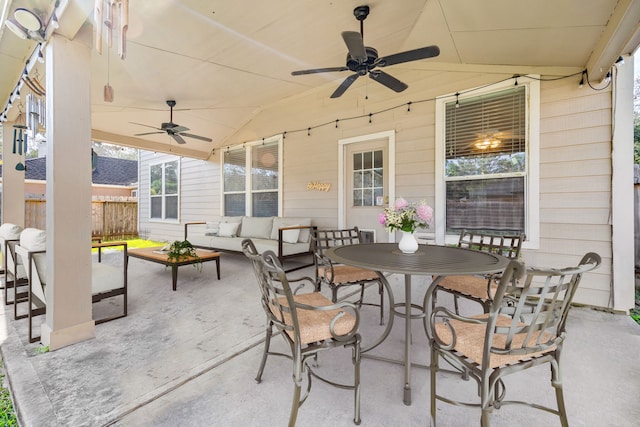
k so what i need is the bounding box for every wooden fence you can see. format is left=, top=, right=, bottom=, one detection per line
left=25, top=198, right=138, bottom=239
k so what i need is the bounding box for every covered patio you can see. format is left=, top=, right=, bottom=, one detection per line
left=1, top=249, right=638, bottom=426
left=0, top=1, right=639, bottom=424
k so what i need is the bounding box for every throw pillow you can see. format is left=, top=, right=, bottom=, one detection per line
left=281, top=226, right=300, bottom=244
left=218, top=222, right=240, bottom=237
left=205, top=221, right=219, bottom=236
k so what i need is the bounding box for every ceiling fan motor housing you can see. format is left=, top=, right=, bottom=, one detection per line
left=346, top=46, right=378, bottom=74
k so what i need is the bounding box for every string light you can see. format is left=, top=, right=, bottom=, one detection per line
left=578, top=71, right=585, bottom=88
left=455, top=93, right=459, bottom=108
left=407, top=102, right=412, bottom=112
left=369, top=113, right=372, bottom=124
left=335, top=119, right=339, bottom=128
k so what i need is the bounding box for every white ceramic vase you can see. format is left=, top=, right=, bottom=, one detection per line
left=398, top=231, right=418, bottom=254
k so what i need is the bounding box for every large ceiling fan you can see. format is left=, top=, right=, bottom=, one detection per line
left=291, top=5, right=440, bottom=98
left=131, top=100, right=212, bottom=144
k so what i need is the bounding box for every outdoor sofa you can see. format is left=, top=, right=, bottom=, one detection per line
left=184, top=216, right=316, bottom=271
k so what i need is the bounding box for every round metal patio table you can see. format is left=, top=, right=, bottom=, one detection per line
left=326, top=243, right=509, bottom=405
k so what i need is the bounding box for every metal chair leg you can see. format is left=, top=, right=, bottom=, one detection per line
left=430, top=346, right=439, bottom=427
left=288, top=383, right=302, bottom=427
left=353, top=338, right=362, bottom=425
left=255, top=322, right=273, bottom=383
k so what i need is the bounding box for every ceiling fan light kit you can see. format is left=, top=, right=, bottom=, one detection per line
left=291, top=5, right=440, bottom=98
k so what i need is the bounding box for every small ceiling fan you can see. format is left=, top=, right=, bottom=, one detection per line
left=131, top=100, right=212, bottom=144
left=291, top=5, right=440, bottom=98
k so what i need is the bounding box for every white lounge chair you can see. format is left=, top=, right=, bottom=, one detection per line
left=15, top=228, right=128, bottom=343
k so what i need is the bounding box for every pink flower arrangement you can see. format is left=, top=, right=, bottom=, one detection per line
left=379, top=198, right=433, bottom=233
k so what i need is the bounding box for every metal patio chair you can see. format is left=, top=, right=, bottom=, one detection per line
left=311, top=227, right=385, bottom=324
left=427, top=252, right=601, bottom=427
left=434, top=230, right=525, bottom=314
left=242, top=239, right=362, bottom=426
left=0, top=223, right=28, bottom=319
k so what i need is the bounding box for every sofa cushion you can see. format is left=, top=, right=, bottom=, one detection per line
left=271, top=217, right=312, bottom=243
left=240, top=216, right=273, bottom=239
left=0, top=223, right=23, bottom=240
left=218, top=222, right=240, bottom=237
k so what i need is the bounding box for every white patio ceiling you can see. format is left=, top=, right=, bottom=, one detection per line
left=1, top=0, right=639, bottom=159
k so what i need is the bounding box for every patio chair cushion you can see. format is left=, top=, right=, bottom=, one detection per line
left=0, top=223, right=23, bottom=240
left=437, top=275, right=497, bottom=301
left=19, top=228, right=47, bottom=284
left=434, top=314, right=556, bottom=368
left=19, top=228, right=46, bottom=251
left=318, top=264, right=379, bottom=284
left=275, top=292, right=357, bottom=345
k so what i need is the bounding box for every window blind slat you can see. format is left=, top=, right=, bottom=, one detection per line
left=445, top=86, right=525, bottom=163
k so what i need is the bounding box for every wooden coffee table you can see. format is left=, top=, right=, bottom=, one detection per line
left=127, top=247, right=221, bottom=291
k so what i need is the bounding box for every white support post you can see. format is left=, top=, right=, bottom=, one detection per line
left=41, top=34, right=95, bottom=350
left=611, top=54, right=635, bottom=312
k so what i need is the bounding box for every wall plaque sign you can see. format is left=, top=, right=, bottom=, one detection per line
left=307, top=181, right=331, bottom=192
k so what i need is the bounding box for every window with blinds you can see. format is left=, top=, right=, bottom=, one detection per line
left=223, top=139, right=280, bottom=217
left=444, top=86, right=527, bottom=233
left=224, top=148, right=246, bottom=216
left=251, top=142, right=278, bottom=217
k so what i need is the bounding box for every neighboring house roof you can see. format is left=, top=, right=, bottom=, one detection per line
left=0, top=156, right=138, bottom=186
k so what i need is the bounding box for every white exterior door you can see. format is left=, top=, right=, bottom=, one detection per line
left=345, top=139, right=389, bottom=243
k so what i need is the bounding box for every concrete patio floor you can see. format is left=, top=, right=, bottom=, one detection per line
left=0, top=248, right=639, bottom=426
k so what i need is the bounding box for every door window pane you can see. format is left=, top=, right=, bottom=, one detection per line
left=352, top=149, right=383, bottom=207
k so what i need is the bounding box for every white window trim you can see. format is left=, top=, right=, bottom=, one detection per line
left=434, top=78, right=539, bottom=249
left=220, top=134, right=283, bottom=216
left=148, top=157, right=181, bottom=223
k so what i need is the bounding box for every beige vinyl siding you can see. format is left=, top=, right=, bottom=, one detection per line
left=138, top=150, right=220, bottom=243
left=526, top=77, right=612, bottom=307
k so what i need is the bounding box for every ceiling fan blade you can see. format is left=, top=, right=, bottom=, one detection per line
left=134, top=131, right=164, bottom=136
left=376, top=45, right=440, bottom=67
left=171, top=133, right=187, bottom=144
left=180, top=133, right=213, bottom=142
left=130, top=122, right=162, bottom=131
left=330, top=73, right=360, bottom=98
left=369, top=70, right=408, bottom=93
left=292, top=66, right=349, bottom=76
left=342, top=31, right=367, bottom=62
